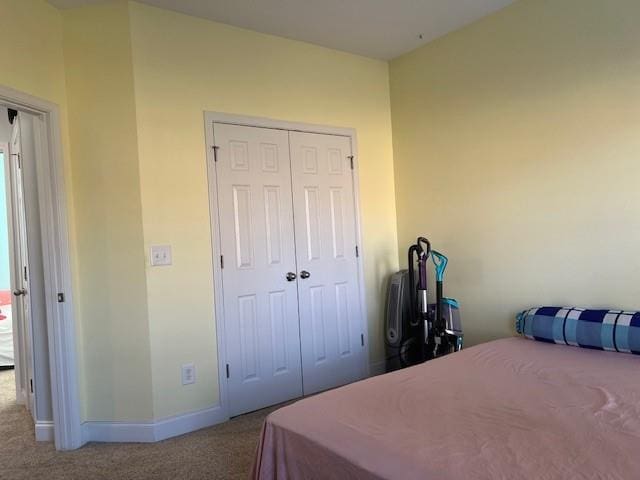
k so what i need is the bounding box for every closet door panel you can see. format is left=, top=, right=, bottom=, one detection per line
left=289, top=131, right=366, bottom=395
left=214, top=123, right=302, bottom=416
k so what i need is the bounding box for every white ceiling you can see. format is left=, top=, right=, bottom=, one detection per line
left=48, top=0, right=516, bottom=60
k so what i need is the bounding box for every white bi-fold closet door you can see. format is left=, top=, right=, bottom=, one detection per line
left=212, top=122, right=367, bottom=416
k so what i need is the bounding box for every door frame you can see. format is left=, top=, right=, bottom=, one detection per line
left=0, top=85, right=82, bottom=450
left=204, top=112, right=370, bottom=420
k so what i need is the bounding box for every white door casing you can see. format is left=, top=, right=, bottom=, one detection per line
left=213, top=123, right=303, bottom=416
left=289, top=131, right=367, bottom=395
left=206, top=112, right=370, bottom=419
left=0, top=84, right=81, bottom=450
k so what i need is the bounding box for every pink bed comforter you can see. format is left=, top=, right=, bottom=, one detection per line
left=251, top=337, right=640, bottom=479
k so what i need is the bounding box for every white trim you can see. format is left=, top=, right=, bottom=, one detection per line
left=0, top=84, right=82, bottom=450
left=203, top=111, right=371, bottom=417
left=204, top=116, right=231, bottom=424
left=204, top=112, right=355, bottom=138
left=347, top=131, right=371, bottom=378
left=35, top=421, right=55, bottom=442
left=83, top=420, right=155, bottom=444
left=82, top=405, right=226, bottom=443
left=153, top=405, right=225, bottom=441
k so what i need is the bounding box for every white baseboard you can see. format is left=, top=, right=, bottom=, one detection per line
left=153, top=405, right=226, bottom=442
left=35, top=421, right=55, bottom=442
left=82, top=405, right=227, bottom=444
left=369, top=360, right=386, bottom=377
left=82, top=420, right=156, bottom=443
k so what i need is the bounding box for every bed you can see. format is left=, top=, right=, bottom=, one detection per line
left=252, top=337, right=640, bottom=479
left=0, top=290, right=13, bottom=367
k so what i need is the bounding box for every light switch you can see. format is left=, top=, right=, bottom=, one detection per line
left=150, top=245, right=172, bottom=266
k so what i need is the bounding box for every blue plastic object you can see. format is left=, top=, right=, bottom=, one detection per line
left=443, top=297, right=459, bottom=308
left=431, top=250, right=448, bottom=282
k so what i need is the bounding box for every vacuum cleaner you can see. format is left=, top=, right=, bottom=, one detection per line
left=428, top=250, right=464, bottom=357
left=384, top=237, right=463, bottom=372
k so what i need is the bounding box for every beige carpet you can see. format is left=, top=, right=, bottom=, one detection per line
left=0, top=369, right=274, bottom=480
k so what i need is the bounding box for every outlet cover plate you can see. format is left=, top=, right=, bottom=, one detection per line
left=182, top=363, right=195, bottom=385
left=150, top=245, right=172, bottom=266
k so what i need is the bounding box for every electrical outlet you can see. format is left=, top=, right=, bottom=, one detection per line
left=182, top=363, right=195, bottom=385
left=150, top=245, right=172, bottom=266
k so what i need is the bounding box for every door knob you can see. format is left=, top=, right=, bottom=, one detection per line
left=300, top=270, right=311, bottom=279
left=13, top=288, right=27, bottom=297
left=286, top=272, right=297, bottom=282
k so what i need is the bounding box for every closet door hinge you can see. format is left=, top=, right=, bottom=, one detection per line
left=212, top=145, right=220, bottom=162
left=30, top=378, right=33, bottom=393
left=360, top=334, right=365, bottom=347
left=355, top=245, right=359, bottom=258
left=348, top=155, right=354, bottom=170
left=23, top=266, right=27, bottom=281
left=220, top=255, right=224, bottom=269
left=57, top=293, right=65, bottom=303
left=11, top=153, right=21, bottom=169
left=226, top=364, right=230, bottom=378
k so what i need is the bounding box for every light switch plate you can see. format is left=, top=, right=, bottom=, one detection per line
left=150, top=245, right=172, bottom=266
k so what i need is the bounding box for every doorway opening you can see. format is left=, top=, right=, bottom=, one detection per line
left=0, top=105, right=49, bottom=443
left=0, top=85, right=81, bottom=451
left=0, top=128, right=14, bottom=419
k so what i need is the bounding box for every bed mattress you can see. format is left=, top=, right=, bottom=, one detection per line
left=252, top=337, right=640, bottom=479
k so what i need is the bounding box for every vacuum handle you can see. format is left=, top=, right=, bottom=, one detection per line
left=416, top=237, right=431, bottom=256
left=407, top=244, right=419, bottom=326
left=415, top=237, right=430, bottom=292
left=431, top=250, right=448, bottom=282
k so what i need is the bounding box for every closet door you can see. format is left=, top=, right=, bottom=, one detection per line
left=214, top=123, right=303, bottom=416
left=289, top=131, right=367, bottom=395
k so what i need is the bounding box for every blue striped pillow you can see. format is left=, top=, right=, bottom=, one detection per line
left=516, top=307, right=640, bottom=354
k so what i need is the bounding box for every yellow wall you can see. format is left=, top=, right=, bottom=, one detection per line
left=0, top=0, right=72, bottom=255
left=63, top=2, right=153, bottom=421
left=10, top=0, right=637, bottom=426
left=0, top=0, right=81, bottom=415
left=390, top=0, right=640, bottom=345
left=9, top=0, right=636, bottom=425
left=0, top=0, right=67, bottom=106
left=2, top=0, right=397, bottom=423
left=0, top=0, right=156, bottom=423
left=128, top=1, right=398, bottom=417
